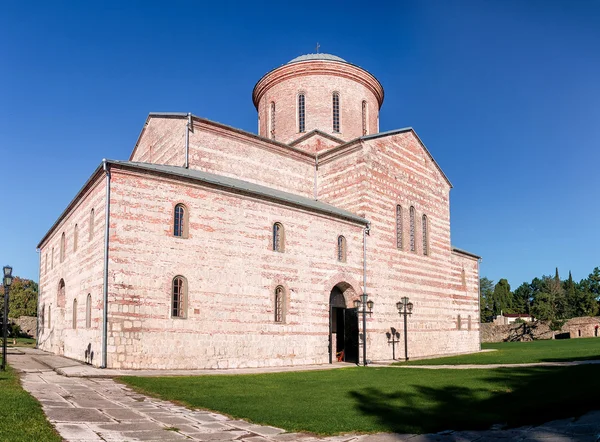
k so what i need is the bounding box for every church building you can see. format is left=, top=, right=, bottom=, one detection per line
left=36, top=53, right=481, bottom=369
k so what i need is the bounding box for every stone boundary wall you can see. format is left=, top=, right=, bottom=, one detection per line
left=9, top=316, right=37, bottom=338
left=481, top=316, right=600, bottom=342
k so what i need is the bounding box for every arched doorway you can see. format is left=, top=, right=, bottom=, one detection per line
left=329, top=285, right=359, bottom=364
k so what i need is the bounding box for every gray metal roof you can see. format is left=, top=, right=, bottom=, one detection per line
left=451, top=246, right=481, bottom=260
left=111, top=160, right=369, bottom=226
left=288, top=53, right=347, bottom=64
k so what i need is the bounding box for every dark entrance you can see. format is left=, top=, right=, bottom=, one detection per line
left=329, top=286, right=359, bottom=364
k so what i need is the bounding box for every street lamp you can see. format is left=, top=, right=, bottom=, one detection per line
left=353, top=294, right=374, bottom=366
left=2, top=265, right=13, bottom=371
left=386, top=327, right=401, bottom=360
left=396, top=296, right=413, bottom=361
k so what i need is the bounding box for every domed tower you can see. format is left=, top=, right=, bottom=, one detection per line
left=252, top=53, right=384, bottom=145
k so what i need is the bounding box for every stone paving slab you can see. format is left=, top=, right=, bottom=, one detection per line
left=8, top=351, right=600, bottom=442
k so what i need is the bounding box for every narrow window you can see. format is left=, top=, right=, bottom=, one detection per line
left=461, top=268, right=466, bottom=287
left=298, top=93, right=305, bottom=133
left=468, top=315, right=472, bottom=331
left=409, top=206, right=416, bottom=252
left=57, top=279, right=66, bottom=308
left=362, top=100, right=368, bottom=135
left=275, top=286, right=284, bottom=323
left=337, top=235, right=347, bottom=262
left=86, top=294, right=92, bottom=328
left=171, top=276, right=187, bottom=318
left=457, top=314, right=462, bottom=330
left=40, top=304, right=45, bottom=332
left=269, top=101, right=276, bottom=140
left=48, top=305, right=52, bottom=329
left=89, top=208, right=95, bottom=240
left=60, top=232, right=66, bottom=263
left=332, top=92, right=340, bottom=133
left=422, top=214, right=429, bottom=255
left=174, top=204, right=187, bottom=238
left=45, top=254, right=48, bottom=274
left=72, top=298, right=78, bottom=329
left=73, top=224, right=78, bottom=252
left=273, top=222, right=284, bottom=252
left=396, top=205, right=403, bottom=249
left=51, top=247, right=54, bottom=269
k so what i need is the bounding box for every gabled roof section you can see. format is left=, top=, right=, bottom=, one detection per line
left=130, top=113, right=315, bottom=162
left=361, top=128, right=453, bottom=188
left=112, top=160, right=368, bottom=225
left=288, top=129, right=345, bottom=147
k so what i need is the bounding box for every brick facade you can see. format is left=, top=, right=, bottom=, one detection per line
left=37, top=53, right=480, bottom=369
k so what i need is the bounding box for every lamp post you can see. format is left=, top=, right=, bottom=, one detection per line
left=396, top=297, right=413, bottom=361
left=386, top=327, right=401, bottom=360
left=353, top=295, right=374, bottom=366
left=2, top=265, right=13, bottom=371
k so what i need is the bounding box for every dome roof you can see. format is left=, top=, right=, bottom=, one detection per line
left=287, top=53, right=347, bottom=64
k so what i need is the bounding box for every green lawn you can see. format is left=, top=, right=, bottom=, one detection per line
left=0, top=366, right=61, bottom=442
left=7, top=337, right=36, bottom=348
left=120, top=364, right=600, bottom=435
left=398, top=338, right=600, bottom=366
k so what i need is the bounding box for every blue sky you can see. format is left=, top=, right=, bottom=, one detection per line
left=1, top=1, right=599, bottom=290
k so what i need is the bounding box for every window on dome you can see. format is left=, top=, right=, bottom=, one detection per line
left=362, top=100, right=368, bottom=135
left=270, top=102, right=276, bottom=140
left=332, top=92, right=340, bottom=133
left=298, top=93, right=305, bottom=133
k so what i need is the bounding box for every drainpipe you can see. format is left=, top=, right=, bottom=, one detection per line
left=362, top=222, right=371, bottom=366
left=184, top=113, right=191, bottom=169
left=101, top=159, right=111, bottom=368
left=314, top=156, right=318, bottom=200
left=36, top=248, right=41, bottom=347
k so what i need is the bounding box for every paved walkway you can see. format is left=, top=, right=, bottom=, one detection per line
left=8, top=348, right=600, bottom=441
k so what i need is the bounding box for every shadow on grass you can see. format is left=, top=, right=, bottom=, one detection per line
left=349, top=365, right=600, bottom=434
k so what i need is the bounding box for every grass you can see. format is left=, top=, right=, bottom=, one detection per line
left=0, top=365, right=61, bottom=442
left=120, top=364, right=600, bottom=435
left=6, top=337, right=36, bottom=348
left=397, top=338, right=600, bottom=366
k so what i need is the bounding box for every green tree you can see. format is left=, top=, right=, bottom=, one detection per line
left=563, top=271, right=577, bottom=318
left=479, top=277, right=494, bottom=323
left=8, top=277, right=38, bottom=317
left=512, top=282, right=532, bottom=314
left=531, top=269, right=567, bottom=329
left=492, top=279, right=512, bottom=316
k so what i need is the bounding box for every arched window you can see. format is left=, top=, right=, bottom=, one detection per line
left=86, top=294, right=92, bottom=328
left=396, top=205, right=403, bottom=249
left=72, top=298, right=78, bottom=329
left=269, top=101, right=276, bottom=140
left=337, top=235, right=347, bottom=262
left=171, top=276, right=187, bottom=318
left=60, top=232, right=66, bottom=263
left=173, top=204, right=188, bottom=238
left=362, top=100, right=368, bottom=136
left=457, top=314, right=462, bottom=330
left=57, top=279, right=66, bottom=308
left=73, top=224, right=78, bottom=252
left=274, top=286, right=284, bottom=323
left=298, top=93, right=306, bottom=133
left=409, top=206, right=416, bottom=252
left=273, top=222, right=284, bottom=252
left=422, top=214, right=429, bottom=256
left=332, top=92, right=340, bottom=133
left=89, top=208, right=95, bottom=240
